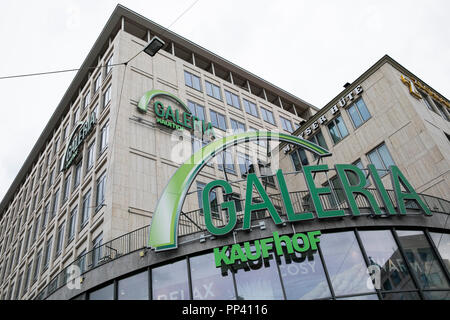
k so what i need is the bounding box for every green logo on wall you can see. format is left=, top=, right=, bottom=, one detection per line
left=62, top=112, right=96, bottom=172
left=138, top=89, right=215, bottom=138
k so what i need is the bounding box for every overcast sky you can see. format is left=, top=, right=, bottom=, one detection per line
left=0, top=0, right=449, bottom=200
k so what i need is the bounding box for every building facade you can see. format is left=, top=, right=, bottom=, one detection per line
left=0, top=5, right=449, bottom=300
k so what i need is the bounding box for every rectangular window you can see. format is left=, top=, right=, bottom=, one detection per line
left=81, top=190, right=91, bottom=227
left=14, top=273, right=23, bottom=300
left=86, top=141, right=95, bottom=172
left=280, top=116, right=294, bottom=133
left=32, top=216, right=40, bottom=243
left=187, top=100, right=205, bottom=122
left=205, top=81, right=222, bottom=100
left=96, top=173, right=106, bottom=211
left=290, top=148, right=309, bottom=171
left=41, top=203, right=49, bottom=233
left=74, top=161, right=82, bottom=188
left=217, top=150, right=235, bottom=174
left=433, top=99, right=450, bottom=121
left=327, top=115, right=349, bottom=144
left=68, top=207, right=77, bottom=243
left=225, top=90, right=241, bottom=109
left=324, top=176, right=346, bottom=208
left=82, top=91, right=91, bottom=111
left=347, top=98, right=371, bottom=128
left=196, top=182, right=218, bottom=214
left=92, top=233, right=103, bottom=266
left=419, top=90, right=435, bottom=112
left=43, top=236, right=53, bottom=270
left=94, top=75, right=101, bottom=93
left=105, top=55, right=113, bottom=75
left=352, top=159, right=370, bottom=187
left=259, top=162, right=275, bottom=186
left=243, top=99, right=258, bottom=117
left=237, top=153, right=254, bottom=178
left=73, top=108, right=80, bottom=126
left=184, top=71, right=202, bottom=91
left=260, top=107, right=275, bottom=125
left=56, top=223, right=65, bottom=256
left=62, top=173, right=71, bottom=203
left=209, top=110, right=227, bottom=131
left=230, top=118, right=245, bottom=133
left=62, top=125, right=68, bottom=141
left=249, top=127, right=266, bottom=147
left=308, top=130, right=328, bottom=159
left=103, top=85, right=112, bottom=109
left=99, top=122, right=109, bottom=154
left=367, top=143, right=395, bottom=177
left=32, top=250, right=42, bottom=282
left=51, top=189, right=59, bottom=218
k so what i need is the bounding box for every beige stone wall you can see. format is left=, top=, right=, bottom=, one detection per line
left=279, top=61, right=450, bottom=205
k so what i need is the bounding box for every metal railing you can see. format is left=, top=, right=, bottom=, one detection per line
left=35, top=188, right=450, bottom=300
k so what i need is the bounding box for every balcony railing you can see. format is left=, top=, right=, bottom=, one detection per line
left=35, top=189, right=450, bottom=300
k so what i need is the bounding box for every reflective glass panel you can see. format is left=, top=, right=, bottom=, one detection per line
left=89, top=283, right=114, bottom=300
left=382, top=291, right=420, bottom=300
left=422, top=291, right=450, bottom=300
left=152, top=259, right=189, bottom=300
left=320, top=231, right=374, bottom=296
left=190, top=253, right=235, bottom=300
left=279, top=248, right=331, bottom=299
left=337, top=294, right=378, bottom=300
left=429, top=232, right=450, bottom=273
left=359, top=230, right=416, bottom=291
left=118, top=270, right=148, bottom=300
left=396, top=230, right=449, bottom=289
left=234, top=247, right=284, bottom=300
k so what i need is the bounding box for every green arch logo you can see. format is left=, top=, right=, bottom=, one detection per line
left=148, top=131, right=331, bottom=251
left=138, top=89, right=190, bottom=113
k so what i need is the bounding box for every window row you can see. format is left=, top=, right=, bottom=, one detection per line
left=79, top=228, right=450, bottom=300
left=184, top=71, right=298, bottom=130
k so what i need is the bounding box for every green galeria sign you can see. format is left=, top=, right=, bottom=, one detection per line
left=62, top=112, right=96, bottom=171
left=201, top=164, right=431, bottom=237
left=137, top=89, right=215, bottom=138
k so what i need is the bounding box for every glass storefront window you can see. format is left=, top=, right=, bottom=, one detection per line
left=422, top=291, right=450, bottom=300
left=337, top=294, right=378, bottom=300
left=89, top=283, right=114, bottom=300
left=152, top=259, right=190, bottom=300
left=118, top=270, right=148, bottom=300
left=320, top=231, right=374, bottom=296
left=233, top=247, right=284, bottom=300
left=190, top=253, right=235, bottom=300
left=382, top=291, right=420, bottom=300
left=396, top=230, right=449, bottom=290
left=359, top=230, right=416, bottom=292
left=278, top=248, right=331, bottom=300
left=429, top=232, right=450, bottom=273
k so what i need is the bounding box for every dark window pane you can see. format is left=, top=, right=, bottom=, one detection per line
left=320, top=231, right=374, bottom=296
left=89, top=283, right=114, bottom=300
left=382, top=291, right=420, bottom=300
left=337, top=294, right=379, bottom=300
left=190, top=253, right=235, bottom=300
left=152, top=259, right=189, bottom=300
left=396, top=230, right=450, bottom=289
left=430, top=232, right=450, bottom=273
left=359, top=230, right=416, bottom=292
left=234, top=247, right=284, bottom=300
left=279, top=248, right=331, bottom=299
left=118, top=271, right=148, bottom=300
left=422, top=291, right=450, bottom=300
